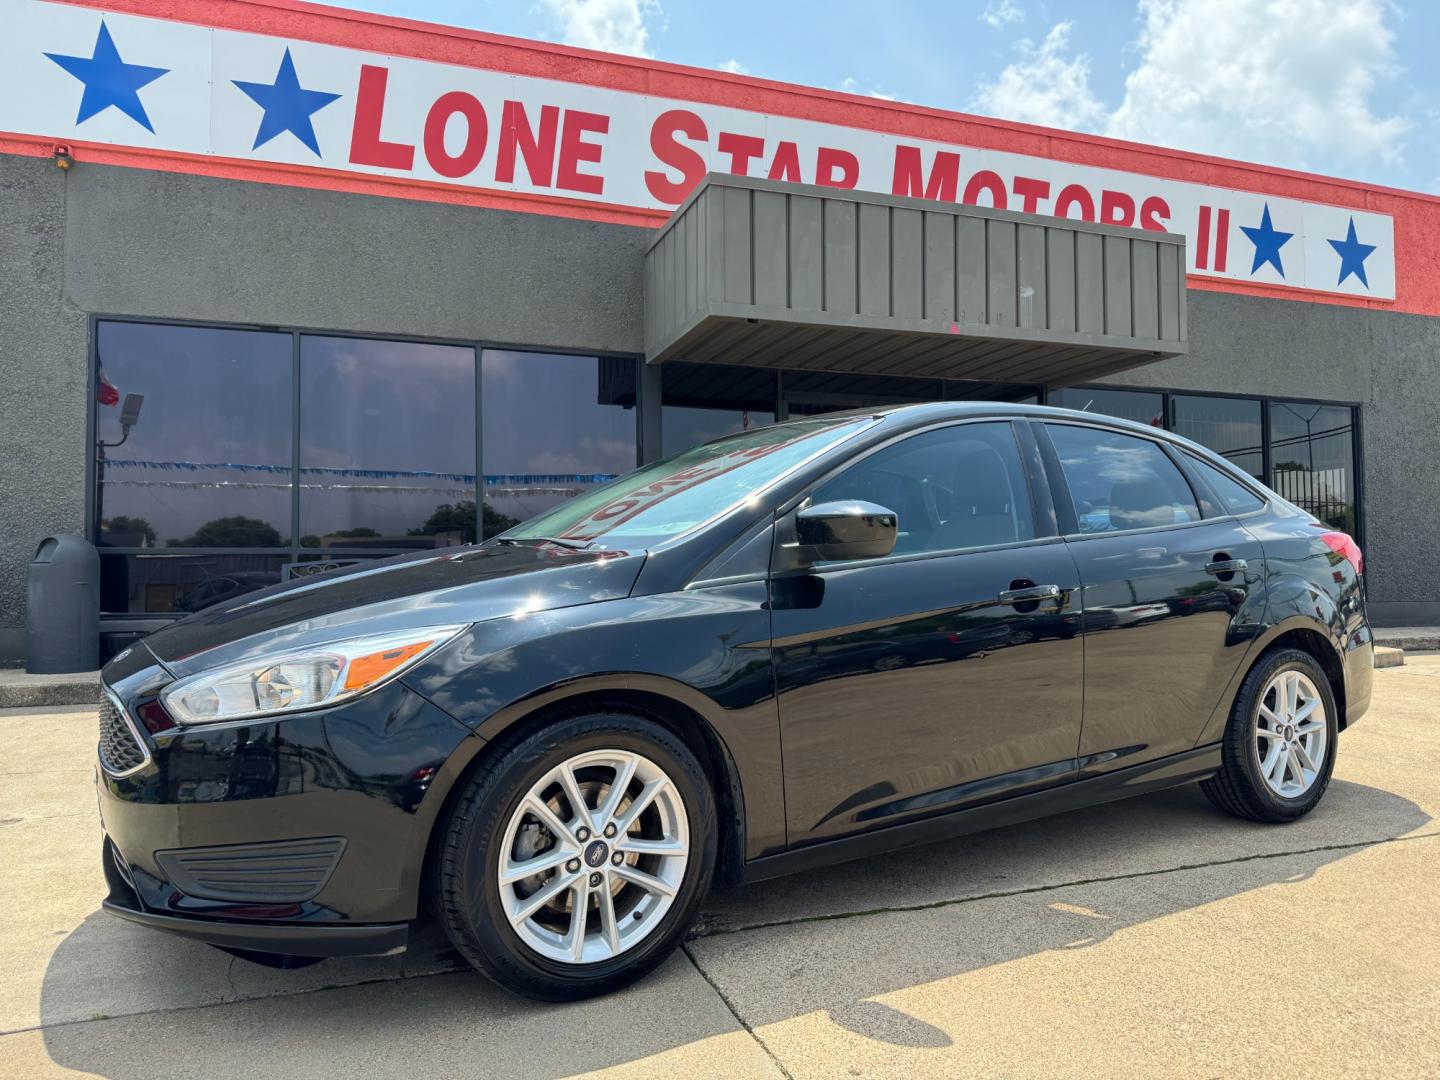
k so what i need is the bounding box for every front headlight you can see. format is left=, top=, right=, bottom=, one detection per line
left=160, top=625, right=467, bottom=725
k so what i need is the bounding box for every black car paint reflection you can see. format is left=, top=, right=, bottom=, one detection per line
left=95, top=402, right=1373, bottom=962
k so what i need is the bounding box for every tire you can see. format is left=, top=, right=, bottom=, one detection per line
left=436, top=710, right=717, bottom=1000
left=1201, top=647, right=1339, bottom=823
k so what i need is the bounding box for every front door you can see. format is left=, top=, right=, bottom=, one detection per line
left=773, top=420, right=1085, bottom=845
left=1038, top=421, right=1266, bottom=772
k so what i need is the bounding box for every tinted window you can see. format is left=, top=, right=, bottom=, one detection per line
left=300, top=336, right=477, bottom=548
left=1046, top=425, right=1199, bottom=534
left=1269, top=402, right=1357, bottom=533
left=481, top=351, right=638, bottom=537
left=1170, top=395, right=1264, bottom=479
left=662, top=407, right=776, bottom=456
left=509, top=417, right=874, bottom=549
left=1187, top=455, right=1266, bottom=516
left=813, top=422, right=1035, bottom=556
left=94, top=322, right=292, bottom=549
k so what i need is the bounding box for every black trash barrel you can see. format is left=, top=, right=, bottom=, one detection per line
left=26, top=535, right=100, bottom=674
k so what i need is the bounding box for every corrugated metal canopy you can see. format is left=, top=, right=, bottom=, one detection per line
left=645, top=175, right=1187, bottom=385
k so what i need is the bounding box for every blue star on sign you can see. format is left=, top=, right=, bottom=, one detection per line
left=45, top=20, right=169, bottom=133
left=232, top=48, right=341, bottom=157
left=1327, top=217, right=1377, bottom=289
left=1240, top=203, right=1294, bottom=278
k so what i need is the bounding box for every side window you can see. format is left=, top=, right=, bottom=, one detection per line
left=812, top=422, right=1035, bottom=556
left=1186, top=454, right=1267, bottom=516
left=1045, top=424, right=1200, bottom=534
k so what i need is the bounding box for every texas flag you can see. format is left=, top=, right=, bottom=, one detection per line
left=95, top=361, right=119, bottom=406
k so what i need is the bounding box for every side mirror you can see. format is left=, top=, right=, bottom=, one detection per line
left=795, top=500, right=898, bottom=562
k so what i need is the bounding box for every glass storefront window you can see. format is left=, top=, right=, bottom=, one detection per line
left=481, top=351, right=638, bottom=537
left=299, top=336, right=477, bottom=548
left=1170, top=395, right=1264, bottom=479
left=100, top=553, right=290, bottom=614
left=1269, top=402, right=1358, bottom=533
left=1048, top=387, right=1165, bottom=427
left=94, top=322, right=293, bottom=550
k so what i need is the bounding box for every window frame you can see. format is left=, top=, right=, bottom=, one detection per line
left=1034, top=419, right=1213, bottom=541
left=773, top=417, right=1063, bottom=574
left=86, top=313, right=643, bottom=610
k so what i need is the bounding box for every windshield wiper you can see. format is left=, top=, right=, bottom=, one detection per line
left=495, top=535, right=592, bottom=550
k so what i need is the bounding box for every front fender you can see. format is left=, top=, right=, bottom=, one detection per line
left=403, top=584, right=784, bottom=858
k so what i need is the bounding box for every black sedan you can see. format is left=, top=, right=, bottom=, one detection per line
left=96, top=403, right=1373, bottom=999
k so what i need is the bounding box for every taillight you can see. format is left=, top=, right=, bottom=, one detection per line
left=1316, top=529, right=1363, bottom=576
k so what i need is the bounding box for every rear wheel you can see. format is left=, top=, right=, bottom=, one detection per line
left=436, top=711, right=716, bottom=1000
left=1201, top=647, right=1338, bottom=823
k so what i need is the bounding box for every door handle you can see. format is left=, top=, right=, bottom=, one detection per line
left=998, top=583, right=1061, bottom=606
left=1205, top=558, right=1247, bottom=576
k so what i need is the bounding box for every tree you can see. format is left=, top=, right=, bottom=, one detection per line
left=102, top=515, right=156, bottom=545
left=172, top=516, right=285, bottom=548
left=408, top=500, right=519, bottom=544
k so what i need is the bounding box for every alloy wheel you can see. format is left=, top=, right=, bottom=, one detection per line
left=497, top=749, right=689, bottom=965
left=1254, top=669, right=1328, bottom=799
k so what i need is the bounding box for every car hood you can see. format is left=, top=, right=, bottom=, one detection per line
left=138, top=544, right=645, bottom=676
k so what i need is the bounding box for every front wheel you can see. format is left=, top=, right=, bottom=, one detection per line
left=436, top=711, right=717, bottom=1000
left=1201, top=647, right=1338, bottom=823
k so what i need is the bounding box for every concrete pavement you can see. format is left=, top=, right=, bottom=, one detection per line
left=2, top=660, right=1437, bottom=1078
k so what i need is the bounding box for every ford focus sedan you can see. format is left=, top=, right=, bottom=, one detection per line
left=96, top=402, right=1372, bottom=999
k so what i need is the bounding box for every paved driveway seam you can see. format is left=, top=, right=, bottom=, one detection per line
left=681, top=944, right=796, bottom=1080
left=688, top=829, right=1440, bottom=939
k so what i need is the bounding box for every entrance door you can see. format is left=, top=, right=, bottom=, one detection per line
left=773, top=419, right=1085, bottom=845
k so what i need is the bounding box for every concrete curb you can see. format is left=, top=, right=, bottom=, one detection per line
left=1374, top=630, right=1440, bottom=652
left=1374, top=646, right=1406, bottom=670
left=0, top=668, right=101, bottom=709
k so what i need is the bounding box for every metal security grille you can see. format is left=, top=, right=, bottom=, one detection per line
left=99, top=692, right=150, bottom=778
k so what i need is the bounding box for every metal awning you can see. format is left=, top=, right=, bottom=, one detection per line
left=644, top=175, right=1187, bottom=386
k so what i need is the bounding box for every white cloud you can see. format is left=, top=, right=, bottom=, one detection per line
left=981, top=0, right=1024, bottom=29
left=971, top=0, right=1408, bottom=171
left=972, top=22, right=1107, bottom=132
left=718, top=58, right=748, bottom=75
left=840, top=76, right=901, bottom=102
left=538, top=0, right=661, bottom=57
left=1107, top=0, right=1407, bottom=167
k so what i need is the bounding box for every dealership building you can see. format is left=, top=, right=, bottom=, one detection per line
left=2, top=0, right=1438, bottom=664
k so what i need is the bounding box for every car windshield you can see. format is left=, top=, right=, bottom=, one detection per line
left=497, top=416, right=876, bottom=550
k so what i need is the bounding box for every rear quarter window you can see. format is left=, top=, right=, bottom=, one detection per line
left=1186, top=454, right=1267, bottom=515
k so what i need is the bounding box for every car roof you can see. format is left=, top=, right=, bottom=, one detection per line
left=838, top=400, right=1192, bottom=445
left=803, top=400, right=1253, bottom=476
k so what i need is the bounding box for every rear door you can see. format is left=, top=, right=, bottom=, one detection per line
left=1037, top=421, right=1266, bottom=773
left=773, top=419, right=1085, bottom=844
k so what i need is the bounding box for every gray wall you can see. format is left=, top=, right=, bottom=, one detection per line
left=0, top=156, right=91, bottom=662
left=0, top=153, right=649, bottom=663
left=1099, top=290, right=1440, bottom=625
left=1, top=150, right=1436, bottom=660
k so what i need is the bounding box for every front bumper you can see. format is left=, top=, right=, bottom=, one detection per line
left=95, top=646, right=481, bottom=957
left=102, top=838, right=408, bottom=958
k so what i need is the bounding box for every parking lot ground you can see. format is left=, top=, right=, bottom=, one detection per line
left=2, top=658, right=1437, bottom=1079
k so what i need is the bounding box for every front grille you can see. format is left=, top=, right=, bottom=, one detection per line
left=99, top=692, right=151, bottom=778
left=155, top=837, right=348, bottom=902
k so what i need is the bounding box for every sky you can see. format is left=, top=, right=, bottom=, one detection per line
left=330, top=0, right=1440, bottom=195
